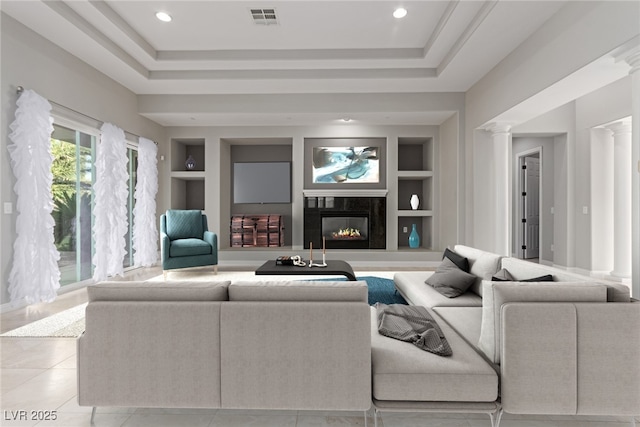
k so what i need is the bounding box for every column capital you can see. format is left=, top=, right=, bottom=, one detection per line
left=613, top=39, right=640, bottom=74
left=605, top=120, right=632, bottom=136
left=484, top=122, right=512, bottom=135
left=626, top=50, right=640, bottom=74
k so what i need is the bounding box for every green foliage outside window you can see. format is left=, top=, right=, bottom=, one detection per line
left=51, top=138, right=92, bottom=251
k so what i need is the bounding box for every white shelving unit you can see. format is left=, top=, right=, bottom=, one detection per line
left=170, top=139, right=205, bottom=210
left=397, top=137, right=433, bottom=249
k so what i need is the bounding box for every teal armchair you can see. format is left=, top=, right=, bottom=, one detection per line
left=160, top=210, right=218, bottom=278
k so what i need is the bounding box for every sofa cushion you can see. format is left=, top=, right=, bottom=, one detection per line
left=425, top=257, right=477, bottom=298
left=370, top=307, right=498, bottom=402
left=519, top=274, right=553, bottom=282
left=478, top=281, right=608, bottom=364
left=443, top=248, right=470, bottom=272
left=221, top=302, right=371, bottom=411
left=492, top=268, right=553, bottom=283
left=500, top=257, right=631, bottom=302
left=453, top=245, right=503, bottom=297
left=166, top=209, right=203, bottom=240
left=228, top=280, right=368, bottom=302
left=394, top=272, right=482, bottom=308
left=88, top=280, right=230, bottom=302
left=492, top=268, right=514, bottom=281
left=169, top=238, right=212, bottom=257
left=432, top=307, right=483, bottom=351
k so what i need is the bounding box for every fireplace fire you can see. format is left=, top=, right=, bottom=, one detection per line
left=321, top=214, right=369, bottom=248
left=332, top=227, right=363, bottom=240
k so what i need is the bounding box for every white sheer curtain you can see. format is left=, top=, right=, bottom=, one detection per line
left=133, top=137, right=158, bottom=267
left=7, top=89, right=61, bottom=305
left=92, top=122, right=129, bottom=282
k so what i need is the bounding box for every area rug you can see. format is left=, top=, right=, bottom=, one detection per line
left=308, top=276, right=407, bottom=306
left=1, top=303, right=87, bottom=338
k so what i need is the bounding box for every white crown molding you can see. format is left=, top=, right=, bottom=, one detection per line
left=437, top=0, right=498, bottom=75
left=157, top=48, right=425, bottom=62
left=149, top=68, right=438, bottom=81
left=89, top=0, right=156, bottom=60
left=44, top=0, right=149, bottom=77
left=423, top=0, right=459, bottom=58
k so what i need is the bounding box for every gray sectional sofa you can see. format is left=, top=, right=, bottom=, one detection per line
left=77, top=280, right=372, bottom=423
left=78, top=246, right=640, bottom=427
left=379, top=245, right=640, bottom=426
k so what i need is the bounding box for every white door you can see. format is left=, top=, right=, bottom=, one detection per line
left=522, top=157, right=540, bottom=259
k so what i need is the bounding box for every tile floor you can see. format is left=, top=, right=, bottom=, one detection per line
left=1, top=266, right=638, bottom=427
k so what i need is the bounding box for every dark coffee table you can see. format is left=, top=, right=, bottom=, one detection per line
left=255, top=259, right=357, bottom=281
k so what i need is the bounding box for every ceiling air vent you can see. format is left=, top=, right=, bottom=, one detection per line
left=250, top=8, right=278, bottom=25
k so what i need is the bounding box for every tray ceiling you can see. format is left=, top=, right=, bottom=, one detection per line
left=2, top=1, right=569, bottom=125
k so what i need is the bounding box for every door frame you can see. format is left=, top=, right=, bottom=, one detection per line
left=515, top=147, right=543, bottom=260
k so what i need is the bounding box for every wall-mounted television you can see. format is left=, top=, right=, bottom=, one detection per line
left=304, top=138, right=386, bottom=190
left=233, top=162, right=291, bottom=204
left=312, top=146, right=380, bottom=184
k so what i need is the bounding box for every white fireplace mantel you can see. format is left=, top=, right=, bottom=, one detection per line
left=302, top=189, right=388, bottom=198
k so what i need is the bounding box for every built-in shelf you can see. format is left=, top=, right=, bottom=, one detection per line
left=171, top=139, right=205, bottom=172
left=398, top=216, right=432, bottom=249
left=397, top=171, right=433, bottom=179
left=170, top=138, right=206, bottom=210
left=397, top=137, right=434, bottom=250
left=170, top=171, right=205, bottom=180
left=398, top=210, right=433, bottom=216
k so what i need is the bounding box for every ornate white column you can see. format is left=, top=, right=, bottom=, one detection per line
left=485, top=123, right=512, bottom=256
left=606, top=121, right=632, bottom=278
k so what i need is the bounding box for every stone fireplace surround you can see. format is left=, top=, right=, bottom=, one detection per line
left=303, top=196, right=386, bottom=249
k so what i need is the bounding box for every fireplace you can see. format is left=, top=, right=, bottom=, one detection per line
left=304, top=196, right=385, bottom=249
left=321, top=213, right=369, bottom=249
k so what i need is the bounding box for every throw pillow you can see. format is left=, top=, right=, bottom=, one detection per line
left=453, top=246, right=503, bottom=297
left=443, top=248, right=470, bottom=272
left=520, top=274, right=554, bottom=282
left=492, top=269, right=553, bottom=283
left=491, top=268, right=515, bottom=281
left=425, top=257, right=477, bottom=298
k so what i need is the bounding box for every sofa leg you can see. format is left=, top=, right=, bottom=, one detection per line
left=631, top=416, right=637, bottom=427
left=90, top=407, right=96, bottom=424
left=163, top=270, right=167, bottom=280
left=373, top=408, right=379, bottom=427
left=363, top=410, right=368, bottom=427
left=489, top=408, right=503, bottom=427
left=214, top=265, right=218, bottom=275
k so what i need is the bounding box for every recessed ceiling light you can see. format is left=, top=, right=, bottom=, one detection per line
left=156, top=11, right=172, bottom=22
left=393, top=7, right=407, bottom=18
left=342, top=117, right=352, bottom=122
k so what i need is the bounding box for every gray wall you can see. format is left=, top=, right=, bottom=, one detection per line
left=162, top=124, right=458, bottom=252
left=1, top=13, right=165, bottom=306
left=438, top=113, right=460, bottom=249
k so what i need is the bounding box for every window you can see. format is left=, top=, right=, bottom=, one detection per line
left=124, top=146, right=138, bottom=268
left=51, top=122, right=138, bottom=285
left=51, top=124, right=95, bottom=285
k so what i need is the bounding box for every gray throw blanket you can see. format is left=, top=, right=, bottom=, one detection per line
left=376, top=303, right=452, bottom=357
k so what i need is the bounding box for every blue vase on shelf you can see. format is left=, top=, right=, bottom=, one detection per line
left=408, top=224, right=420, bottom=249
